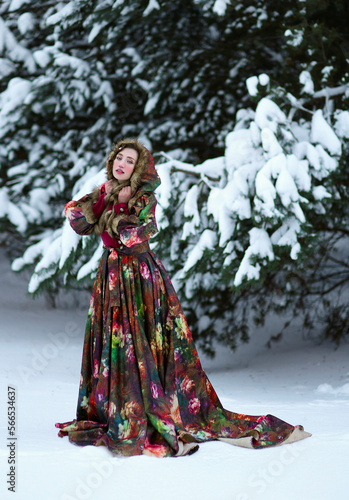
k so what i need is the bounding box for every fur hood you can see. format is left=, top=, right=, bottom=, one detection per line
left=80, top=138, right=161, bottom=237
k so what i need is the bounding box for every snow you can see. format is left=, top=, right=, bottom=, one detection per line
left=284, top=28, right=304, bottom=47
left=182, top=183, right=200, bottom=238
left=144, top=91, right=161, bottom=115
left=8, top=0, right=31, bottom=11
left=0, top=57, right=15, bottom=77
left=258, top=73, right=269, bottom=86
left=299, top=70, right=314, bottom=95
left=17, top=12, right=35, bottom=35
left=28, top=230, right=63, bottom=293
left=182, top=229, right=217, bottom=273
left=0, top=17, right=36, bottom=73
left=316, top=383, right=349, bottom=395
left=155, top=161, right=177, bottom=212
left=312, top=186, right=331, bottom=201
left=46, top=2, right=75, bottom=26
left=143, top=0, right=160, bottom=16
left=213, top=0, right=231, bottom=16
left=207, top=185, right=237, bottom=246
left=293, top=141, right=321, bottom=172
left=0, top=187, right=27, bottom=232
left=29, top=188, right=52, bottom=219
left=121, top=47, right=141, bottom=64
left=225, top=129, right=260, bottom=171
left=255, top=98, right=287, bottom=134
left=275, top=163, right=299, bottom=207
left=76, top=241, right=104, bottom=280
left=286, top=154, right=310, bottom=192
left=334, top=110, right=349, bottom=139
left=260, top=128, right=282, bottom=158
left=270, top=217, right=301, bottom=259
left=88, top=21, right=108, bottom=43
left=7, top=162, right=28, bottom=178
left=0, top=77, right=32, bottom=138
left=234, top=228, right=274, bottom=286
left=113, top=0, right=125, bottom=8
left=54, top=53, right=90, bottom=79
left=32, top=49, right=51, bottom=68
left=311, top=110, right=341, bottom=156
left=59, top=221, right=81, bottom=270
left=1, top=249, right=348, bottom=500
left=271, top=217, right=301, bottom=248
left=246, top=74, right=270, bottom=97
left=152, top=94, right=342, bottom=290
left=314, top=145, right=338, bottom=178
left=255, top=165, right=277, bottom=211
left=11, top=232, right=54, bottom=272
left=246, top=76, right=259, bottom=97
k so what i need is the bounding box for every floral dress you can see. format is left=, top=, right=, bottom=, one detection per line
left=56, top=153, right=311, bottom=457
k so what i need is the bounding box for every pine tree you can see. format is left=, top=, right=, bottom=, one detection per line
left=153, top=83, right=349, bottom=354
left=1, top=0, right=348, bottom=350
left=1, top=0, right=301, bottom=288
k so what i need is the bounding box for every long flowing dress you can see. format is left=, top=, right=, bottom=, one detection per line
left=56, top=150, right=311, bottom=457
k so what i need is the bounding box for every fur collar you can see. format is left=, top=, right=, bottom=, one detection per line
left=80, top=138, right=161, bottom=237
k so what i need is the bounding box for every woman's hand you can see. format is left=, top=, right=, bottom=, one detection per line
left=118, top=186, right=132, bottom=204
left=104, top=180, right=114, bottom=194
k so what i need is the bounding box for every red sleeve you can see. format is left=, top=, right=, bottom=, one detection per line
left=114, top=203, right=129, bottom=215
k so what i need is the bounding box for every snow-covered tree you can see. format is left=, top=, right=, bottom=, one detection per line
left=1, top=0, right=348, bottom=350
left=153, top=77, right=349, bottom=353
left=0, top=0, right=116, bottom=264
left=10, top=73, right=349, bottom=352
left=1, top=0, right=301, bottom=289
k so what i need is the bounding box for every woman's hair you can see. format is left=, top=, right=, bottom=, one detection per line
left=106, top=138, right=149, bottom=181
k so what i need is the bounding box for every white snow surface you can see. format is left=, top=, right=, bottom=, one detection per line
left=1, top=249, right=348, bottom=500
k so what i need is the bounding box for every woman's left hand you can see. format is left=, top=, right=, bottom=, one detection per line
left=118, top=187, right=132, bottom=204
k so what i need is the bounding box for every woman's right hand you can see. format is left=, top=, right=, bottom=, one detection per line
left=104, top=180, right=114, bottom=194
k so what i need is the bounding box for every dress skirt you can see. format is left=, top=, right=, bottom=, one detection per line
left=56, top=247, right=311, bottom=457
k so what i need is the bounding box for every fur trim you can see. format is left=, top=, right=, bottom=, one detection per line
left=110, top=213, right=130, bottom=236
left=79, top=138, right=160, bottom=238
left=106, top=138, right=149, bottom=187
left=79, top=186, right=100, bottom=225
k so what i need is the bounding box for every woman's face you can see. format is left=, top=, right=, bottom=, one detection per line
left=112, top=147, right=138, bottom=181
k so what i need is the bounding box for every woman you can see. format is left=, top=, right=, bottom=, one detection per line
left=56, top=138, right=311, bottom=457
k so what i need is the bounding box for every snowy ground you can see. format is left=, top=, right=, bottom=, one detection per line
left=0, top=248, right=348, bottom=500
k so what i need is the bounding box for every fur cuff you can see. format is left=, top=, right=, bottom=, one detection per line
left=80, top=198, right=99, bottom=225
left=109, top=213, right=127, bottom=237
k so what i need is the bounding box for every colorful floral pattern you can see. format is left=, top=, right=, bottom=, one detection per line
left=56, top=192, right=310, bottom=457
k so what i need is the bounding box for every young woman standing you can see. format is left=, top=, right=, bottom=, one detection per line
left=56, top=138, right=311, bottom=457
